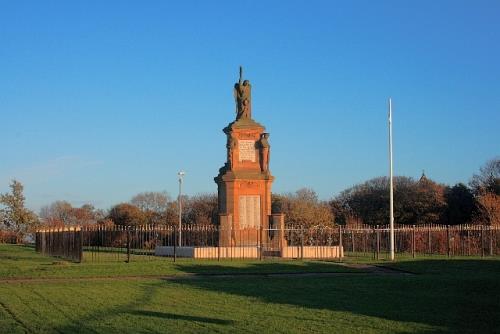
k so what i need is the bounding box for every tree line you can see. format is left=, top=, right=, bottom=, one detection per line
left=332, top=158, right=499, bottom=226
left=1, top=157, right=498, bottom=241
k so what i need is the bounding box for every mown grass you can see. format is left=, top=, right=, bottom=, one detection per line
left=0, top=244, right=499, bottom=334
left=0, top=244, right=359, bottom=279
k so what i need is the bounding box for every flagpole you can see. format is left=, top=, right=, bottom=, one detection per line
left=388, top=98, right=395, bottom=261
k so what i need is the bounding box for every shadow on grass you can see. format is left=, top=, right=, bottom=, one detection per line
left=128, top=310, right=234, bottom=325
left=169, top=259, right=500, bottom=334
left=171, top=260, right=361, bottom=275
left=27, top=255, right=499, bottom=333
left=382, top=257, right=500, bottom=276
left=53, top=280, right=233, bottom=333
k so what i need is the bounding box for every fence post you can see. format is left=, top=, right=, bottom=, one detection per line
left=259, top=224, right=263, bottom=261
left=481, top=225, right=485, bottom=258
left=126, top=227, right=131, bottom=263
left=372, top=227, right=375, bottom=260
left=363, top=229, right=367, bottom=255
left=467, top=228, right=471, bottom=256
left=217, top=226, right=221, bottom=262
left=296, top=226, right=301, bottom=260
left=173, top=226, right=177, bottom=262
left=412, top=225, right=416, bottom=259
left=351, top=229, right=355, bottom=253
left=490, top=226, right=494, bottom=256
left=376, top=226, right=380, bottom=260
left=78, top=228, right=83, bottom=263
left=337, top=225, right=342, bottom=262
left=447, top=225, right=451, bottom=258
left=428, top=226, right=431, bottom=255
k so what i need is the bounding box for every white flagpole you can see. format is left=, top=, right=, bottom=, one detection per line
left=388, top=98, right=395, bottom=261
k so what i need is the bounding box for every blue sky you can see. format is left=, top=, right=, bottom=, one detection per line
left=1, top=1, right=499, bottom=211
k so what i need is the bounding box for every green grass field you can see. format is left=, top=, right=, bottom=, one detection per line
left=0, top=244, right=499, bottom=333
left=0, top=245, right=360, bottom=279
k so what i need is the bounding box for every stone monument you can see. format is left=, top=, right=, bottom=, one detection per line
left=215, top=67, right=284, bottom=250
left=155, top=68, right=342, bottom=259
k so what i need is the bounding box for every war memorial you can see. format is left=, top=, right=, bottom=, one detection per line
left=155, top=68, right=343, bottom=259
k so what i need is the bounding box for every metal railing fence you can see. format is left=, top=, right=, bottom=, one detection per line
left=34, top=224, right=500, bottom=262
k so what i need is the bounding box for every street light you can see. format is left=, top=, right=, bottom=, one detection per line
left=177, top=171, right=185, bottom=247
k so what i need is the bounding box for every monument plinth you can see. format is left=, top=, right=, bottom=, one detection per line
left=215, top=68, right=281, bottom=248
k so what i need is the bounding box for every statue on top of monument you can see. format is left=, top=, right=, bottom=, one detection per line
left=234, top=66, right=252, bottom=120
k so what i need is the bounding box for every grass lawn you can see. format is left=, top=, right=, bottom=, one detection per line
left=0, top=244, right=359, bottom=279
left=0, top=244, right=499, bottom=333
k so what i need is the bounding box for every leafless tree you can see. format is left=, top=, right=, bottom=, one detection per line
left=39, top=201, right=103, bottom=226
left=131, top=191, right=171, bottom=213
left=470, top=157, right=500, bottom=195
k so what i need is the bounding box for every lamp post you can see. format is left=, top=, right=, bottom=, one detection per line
left=177, top=171, right=185, bottom=247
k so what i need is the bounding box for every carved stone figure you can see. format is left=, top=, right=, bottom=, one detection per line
left=227, top=133, right=238, bottom=169
left=234, top=66, right=252, bottom=120
left=259, top=133, right=270, bottom=172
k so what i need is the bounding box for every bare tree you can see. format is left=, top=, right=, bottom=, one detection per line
left=130, top=191, right=171, bottom=225
left=131, top=192, right=171, bottom=213
left=183, top=193, right=218, bottom=225
left=39, top=201, right=103, bottom=226
left=470, top=157, right=500, bottom=195
left=470, top=157, right=500, bottom=225
left=39, top=201, right=74, bottom=225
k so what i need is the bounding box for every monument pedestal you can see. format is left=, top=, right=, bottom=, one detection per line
left=215, top=118, right=275, bottom=247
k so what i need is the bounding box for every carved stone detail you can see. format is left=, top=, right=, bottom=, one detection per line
left=258, top=133, right=270, bottom=172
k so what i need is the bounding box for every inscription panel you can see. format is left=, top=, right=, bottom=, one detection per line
left=238, top=195, right=261, bottom=228
left=238, top=140, right=256, bottom=162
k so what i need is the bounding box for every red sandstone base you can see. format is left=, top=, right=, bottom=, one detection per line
left=155, top=245, right=344, bottom=259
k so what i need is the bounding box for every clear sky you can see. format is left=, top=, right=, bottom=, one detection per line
left=1, top=1, right=499, bottom=211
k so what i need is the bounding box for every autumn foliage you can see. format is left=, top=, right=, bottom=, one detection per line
left=335, top=157, right=499, bottom=226
left=272, top=188, right=333, bottom=227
